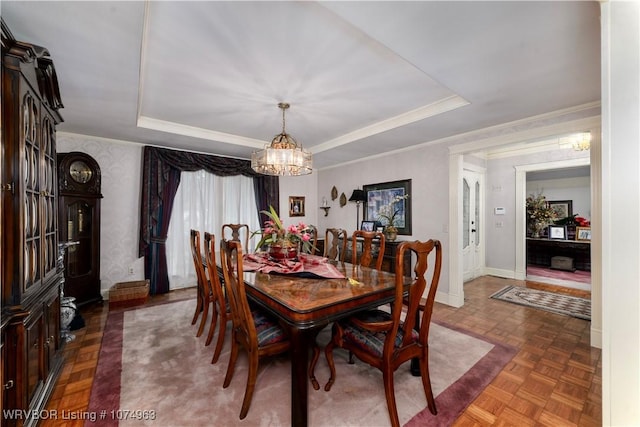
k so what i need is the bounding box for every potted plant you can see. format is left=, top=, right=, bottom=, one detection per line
left=526, top=193, right=557, bottom=238
left=253, top=206, right=313, bottom=259
left=377, top=194, right=410, bottom=241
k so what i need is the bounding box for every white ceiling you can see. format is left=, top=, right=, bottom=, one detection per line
left=1, top=1, right=601, bottom=169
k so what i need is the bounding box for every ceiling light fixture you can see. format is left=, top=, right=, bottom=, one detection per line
left=251, top=102, right=312, bottom=176
left=570, top=132, right=591, bottom=151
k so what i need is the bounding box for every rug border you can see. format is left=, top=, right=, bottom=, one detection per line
left=405, top=319, right=517, bottom=427
left=490, top=285, right=591, bottom=321
left=85, top=299, right=517, bottom=427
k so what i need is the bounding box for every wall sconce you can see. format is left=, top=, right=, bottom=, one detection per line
left=348, top=189, right=366, bottom=230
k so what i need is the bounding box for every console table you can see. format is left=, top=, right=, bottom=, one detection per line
left=526, top=238, right=591, bottom=271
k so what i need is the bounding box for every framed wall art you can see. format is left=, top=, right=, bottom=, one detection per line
left=548, top=200, right=573, bottom=219
left=289, top=196, right=305, bottom=217
left=363, top=179, right=412, bottom=235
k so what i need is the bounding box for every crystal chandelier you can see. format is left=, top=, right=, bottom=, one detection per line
left=251, top=103, right=312, bottom=176
left=570, top=132, right=591, bottom=151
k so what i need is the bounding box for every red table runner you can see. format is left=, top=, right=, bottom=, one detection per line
left=243, top=253, right=345, bottom=279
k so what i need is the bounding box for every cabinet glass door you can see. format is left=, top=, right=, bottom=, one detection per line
left=66, top=201, right=93, bottom=277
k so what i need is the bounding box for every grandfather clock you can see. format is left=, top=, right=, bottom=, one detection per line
left=57, top=152, right=103, bottom=306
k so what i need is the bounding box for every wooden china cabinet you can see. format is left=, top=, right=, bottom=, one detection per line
left=1, top=20, right=65, bottom=426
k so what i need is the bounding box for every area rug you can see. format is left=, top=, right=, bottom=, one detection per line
left=85, top=299, right=516, bottom=427
left=491, top=285, right=591, bottom=321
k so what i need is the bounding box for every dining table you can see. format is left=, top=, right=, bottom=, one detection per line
left=240, top=252, right=412, bottom=427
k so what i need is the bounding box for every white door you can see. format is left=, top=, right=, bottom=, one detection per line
left=463, top=169, right=483, bottom=281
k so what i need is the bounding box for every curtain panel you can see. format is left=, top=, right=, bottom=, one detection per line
left=139, top=146, right=279, bottom=294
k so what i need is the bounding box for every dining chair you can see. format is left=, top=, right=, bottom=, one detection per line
left=221, top=223, right=250, bottom=251
left=323, top=228, right=347, bottom=261
left=323, top=239, right=442, bottom=427
left=203, top=232, right=231, bottom=362
left=302, top=224, right=318, bottom=254
left=351, top=230, right=386, bottom=271
left=189, top=229, right=213, bottom=338
left=220, top=239, right=291, bottom=420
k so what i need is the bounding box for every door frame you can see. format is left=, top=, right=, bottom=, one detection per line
left=514, top=158, right=590, bottom=280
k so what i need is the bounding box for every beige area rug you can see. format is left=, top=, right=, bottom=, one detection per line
left=86, top=299, right=516, bottom=427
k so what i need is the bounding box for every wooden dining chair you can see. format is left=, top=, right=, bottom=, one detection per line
left=220, top=239, right=291, bottom=420
left=203, top=232, right=231, bottom=362
left=189, top=229, right=213, bottom=338
left=323, top=239, right=442, bottom=427
left=351, top=230, right=386, bottom=271
left=221, top=223, right=250, bottom=251
left=324, top=228, right=347, bottom=261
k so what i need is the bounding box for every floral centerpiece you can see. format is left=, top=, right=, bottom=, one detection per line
left=253, top=205, right=313, bottom=259
left=526, top=193, right=558, bottom=237
left=377, top=194, right=410, bottom=241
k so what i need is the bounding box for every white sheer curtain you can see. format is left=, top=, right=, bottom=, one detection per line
left=166, top=170, right=261, bottom=290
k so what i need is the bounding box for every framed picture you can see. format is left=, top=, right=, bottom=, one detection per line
left=548, top=200, right=573, bottom=219
left=360, top=221, right=376, bottom=232
left=363, top=179, right=412, bottom=235
left=289, top=196, right=305, bottom=217
left=576, top=226, right=591, bottom=241
left=548, top=225, right=567, bottom=240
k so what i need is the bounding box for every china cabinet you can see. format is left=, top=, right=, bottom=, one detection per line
left=1, top=19, right=64, bottom=426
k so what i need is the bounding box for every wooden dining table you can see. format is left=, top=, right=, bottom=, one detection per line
left=241, top=258, right=412, bottom=427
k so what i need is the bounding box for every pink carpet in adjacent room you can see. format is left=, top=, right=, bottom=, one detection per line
left=86, top=299, right=516, bottom=427
left=527, top=265, right=591, bottom=284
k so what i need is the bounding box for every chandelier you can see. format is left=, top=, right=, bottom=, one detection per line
left=570, top=132, right=591, bottom=151
left=251, top=102, right=312, bottom=176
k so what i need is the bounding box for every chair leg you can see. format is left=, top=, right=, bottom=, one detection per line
left=191, top=291, right=203, bottom=325
left=382, top=367, right=400, bottom=427
left=205, top=303, right=219, bottom=346
left=420, top=354, right=437, bottom=415
left=196, top=298, right=209, bottom=337
left=223, top=335, right=239, bottom=388
left=308, top=342, right=321, bottom=391
left=239, top=352, right=259, bottom=420
left=211, top=312, right=227, bottom=364
left=324, top=339, right=337, bottom=392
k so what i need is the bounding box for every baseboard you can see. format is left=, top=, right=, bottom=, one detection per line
left=435, top=289, right=464, bottom=308
left=483, top=267, right=516, bottom=279
left=590, top=326, right=602, bottom=349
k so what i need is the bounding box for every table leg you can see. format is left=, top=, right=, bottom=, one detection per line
left=290, top=326, right=309, bottom=427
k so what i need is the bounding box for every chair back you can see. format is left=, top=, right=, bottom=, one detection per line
left=391, top=239, right=442, bottom=352
left=222, top=223, right=250, bottom=251
left=203, top=232, right=224, bottom=303
left=219, top=239, right=255, bottom=345
left=351, top=230, right=386, bottom=270
left=324, top=228, right=347, bottom=261
left=302, top=224, right=319, bottom=254
left=189, top=229, right=210, bottom=301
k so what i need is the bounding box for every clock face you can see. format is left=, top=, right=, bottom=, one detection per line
left=69, top=160, right=93, bottom=184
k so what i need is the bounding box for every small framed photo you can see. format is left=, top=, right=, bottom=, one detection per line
left=360, top=220, right=376, bottom=232
left=576, top=227, right=591, bottom=241
left=289, top=196, right=305, bottom=217
left=548, top=225, right=567, bottom=240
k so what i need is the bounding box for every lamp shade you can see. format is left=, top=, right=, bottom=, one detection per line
left=349, top=189, right=366, bottom=202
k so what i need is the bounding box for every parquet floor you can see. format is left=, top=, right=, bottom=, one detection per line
left=42, top=276, right=601, bottom=426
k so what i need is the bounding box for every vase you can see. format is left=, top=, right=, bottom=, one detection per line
left=268, top=241, right=299, bottom=260
left=530, top=222, right=546, bottom=238
left=385, top=226, right=398, bottom=242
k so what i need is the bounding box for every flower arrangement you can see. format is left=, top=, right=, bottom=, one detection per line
left=526, top=193, right=557, bottom=236
left=253, top=205, right=313, bottom=253
left=555, top=214, right=591, bottom=227
left=377, top=194, right=410, bottom=229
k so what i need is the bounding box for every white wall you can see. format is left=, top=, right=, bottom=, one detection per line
left=601, top=2, right=640, bottom=424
